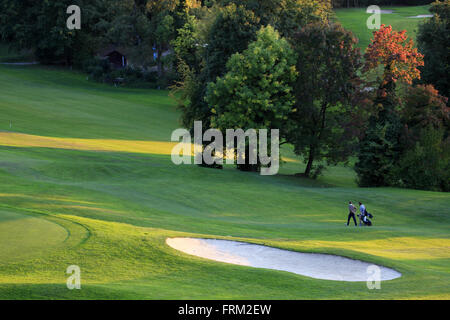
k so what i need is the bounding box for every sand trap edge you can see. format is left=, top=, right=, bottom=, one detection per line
left=166, top=237, right=402, bottom=282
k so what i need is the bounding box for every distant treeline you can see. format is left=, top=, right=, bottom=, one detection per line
left=333, top=0, right=433, bottom=7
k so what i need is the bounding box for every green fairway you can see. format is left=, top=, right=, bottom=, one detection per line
left=0, top=209, right=68, bottom=263
left=335, top=6, right=432, bottom=49
left=0, top=64, right=449, bottom=300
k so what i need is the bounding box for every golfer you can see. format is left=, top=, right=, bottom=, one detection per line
left=359, top=202, right=366, bottom=226
left=346, top=201, right=357, bottom=226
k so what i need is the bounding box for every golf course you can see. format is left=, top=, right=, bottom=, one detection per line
left=0, top=61, right=449, bottom=299
left=335, top=5, right=434, bottom=49
left=1, top=0, right=450, bottom=301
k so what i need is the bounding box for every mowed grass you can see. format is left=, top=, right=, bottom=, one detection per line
left=0, top=64, right=449, bottom=300
left=0, top=209, right=68, bottom=263
left=335, top=5, right=432, bottom=49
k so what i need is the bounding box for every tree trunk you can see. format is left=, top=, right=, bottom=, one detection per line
left=304, top=146, right=315, bottom=177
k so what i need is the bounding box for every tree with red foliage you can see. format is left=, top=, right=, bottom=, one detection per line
left=356, top=25, right=425, bottom=187
left=364, top=24, right=424, bottom=96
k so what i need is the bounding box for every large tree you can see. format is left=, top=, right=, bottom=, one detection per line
left=417, top=0, right=450, bottom=99
left=396, top=85, right=449, bottom=191
left=396, top=126, right=450, bottom=191
left=403, top=84, right=449, bottom=134
left=174, top=3, right=261, bottom=137
left=400, top=84, right=449, bottom=158
left=364, top=24, right=424, bottom=98
left=356, top=25, right=425, bottom=187
left=287, top=22, right=362, bottom=178
left=173, top=0, right=333, bottom=151
left=217, top=0, right=332, bottom=38
left=206, top=25, right=297, bottom=171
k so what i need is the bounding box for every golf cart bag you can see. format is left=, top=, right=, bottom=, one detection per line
left=360, top=210, right=373, bottom=226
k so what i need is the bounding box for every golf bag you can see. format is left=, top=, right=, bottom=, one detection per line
left=359, top=210, right=373, bottom=226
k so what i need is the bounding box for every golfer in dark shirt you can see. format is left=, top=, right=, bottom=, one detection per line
left=347, top=201, right=357, bottom=226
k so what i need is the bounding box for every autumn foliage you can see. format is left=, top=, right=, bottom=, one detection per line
left=403, top=84, right=449, bottom=132
left=364, top=25, right=424, bottom=90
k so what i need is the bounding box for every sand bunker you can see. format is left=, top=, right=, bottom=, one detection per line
left=167, top=238, right=402, bottom=282
left=367, top=9, right=394, bottom=14
left=408, top=15, right=433, bottom=18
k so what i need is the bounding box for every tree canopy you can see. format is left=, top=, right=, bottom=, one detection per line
left=288, top=22, right=362, bottom=177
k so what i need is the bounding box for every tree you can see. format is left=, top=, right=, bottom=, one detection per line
left=171, top=14, right=200, bottom=72
left=154, top=13, right=175, bottom=77
left=0, top=0, right=41, bottom=50
left=402, top=84, right=449, bottom=139
left=98, top=0, right=153, bottom=67
left=202, top=4, right=261, bottom=83
left=206, top=25, right=297, bottom=171
left=100, top=0, right=187, bottom=75
left=287, top=22, right=362, bottom=178
left=174, top=4, right=261, bottom=144
left=364, top=24, right=424, bottom=97
left=355, top=111, right=404, bottom=187
left=0, top=0, right=106, bottom=66
left=274, top=0, right=332, bottom=38
left=217, top=0, right=332, bottom=38
left=173, top=1, right=334, bottom=168
left=391, top=84, right=449, bottom=191
left=395, top=126, right=450, bottom=191
left=356, top=25, right=425, bottom=187
left=417, top=0, right=450, bottom=99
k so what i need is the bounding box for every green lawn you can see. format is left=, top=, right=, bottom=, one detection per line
left=335, top=5, right=432, bottom=49
left=0, top=64, right=449, bottom=300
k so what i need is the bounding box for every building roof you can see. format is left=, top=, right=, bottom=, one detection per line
left=97, top=46, right=129, bottom=57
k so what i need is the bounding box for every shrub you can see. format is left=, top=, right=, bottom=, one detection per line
left=83, top=57, right=112, bottom=82
left=395, top=127, right=449, bottom=191
left=83, top=57, right=160, bottom=88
